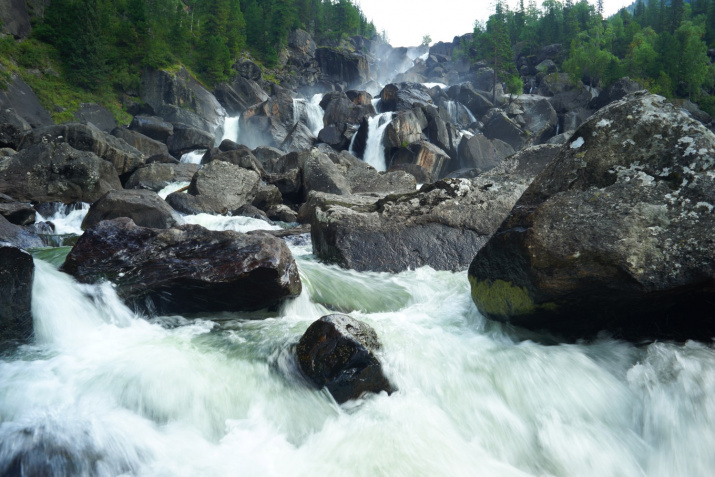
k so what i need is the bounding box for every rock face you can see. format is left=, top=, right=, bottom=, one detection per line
left=125, top=163, right=199, bottom=191
left=166, top=123, right=214, bottom=157
left=296, top=314, right=393, bottom=404
left=112, top=127, right=169, bottom=158
left=129, top=115, right=174, bottom=142
left=0, top=108, right=32, bottom=149
left=62, top=218, right=302, bottom=314
left=0, top=0, right=31, bottom=38
left=0, top=75, right=53, bottom=127
left=140, top=67, right=226, bottom=137
left=214, top=76, right=269, bottom=115
left=0, top=243, right=34, bottom=343
left=21, top=123, right=145, bottom=179
left=81, top=190, right=180, bottom=230
left=390, top=141, right=450, bottom=177
left=73, top=103, right=118, bottom=132
left=0, top=214, right=44, bottom=249
left=458, top=134, right=515, bottom=172
left=311, top=145, right=558, bottom=272
left=0, top=143, right=121, bottom=203
left=315, top=48, right=369, bottom=88
left=468, top=92, right=715, bottom=341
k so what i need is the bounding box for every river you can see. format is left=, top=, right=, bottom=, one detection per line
left=1, top=208, right=714, bottom=476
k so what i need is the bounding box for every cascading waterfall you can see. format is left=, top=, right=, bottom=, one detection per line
left=361, top=112, right=393, bottom=171
left=221, top=115, right=241, bottom=144
left=180, top=150, right=206, bottom=164
left=293, top=94, right=324, bottom=137
left=444, top=100, right=476, bottom=127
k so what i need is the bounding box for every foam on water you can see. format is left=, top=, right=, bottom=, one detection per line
left=2, top=243, right=715, bottom=476
left=180, top=150, right=206, bottom=164
left=158, top=181, right=191, bottom=200
left=35, top=203, right=90, bottom=236
left=362, top=112, right=393, bottom=171
left=182, top=213, right=282, bottom=233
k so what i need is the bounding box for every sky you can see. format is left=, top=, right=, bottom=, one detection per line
left=354, top=0, right=636, bottom=47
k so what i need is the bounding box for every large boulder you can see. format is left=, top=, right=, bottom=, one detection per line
left=457, top=134, right=515, bottom=172
left=315, top=48, right=370, bottom=88
left=0, top=143, right=121, bottom=203
left=239, top=89, right=295, bottom=149
left=0, top=214, right=44, bottom=249
left=214, top=76, right=269, bottom=115
left=390, top=141, right=450, bottom=178
left=383, top=110, right=424, bottom=152
left=468, top=92, right=715, bottom=341
left=139, top=67, right=226, bottom=137
left=482, top=111, right=529, bottom=151
left=456, top=83, right=494, bottom=119
left=0, top=75, right=53, bottom=127
left=166, top=123, right=214, bottom=158
left=111, top=127, right=169, bottom=158
left=21, top=123, right=145, bottom=179
left=0, top=195, right=35, bottom=226
left=0, top=243, right=33, bottom=343
left=167, top=160, right=260, bottom=215
left=81, top=190, right=180, bottom=230
left=297, top=314, right=394, bottom=404
left=129, top=115, right=174, bottom=142
left=73, top=103, right=117, bottom=133
left=125, top=163, right=198, bottom=192
left=0, top=108, right=32, bottom=149
left=521, top=99, right=558, bottom=144
left=379, top=83, right=432, bottom=112
left=311, top=145, right=558, bottom=272
left=302, top=149, right=351, bottom=199
left=61, top=218, right=302, bottom=314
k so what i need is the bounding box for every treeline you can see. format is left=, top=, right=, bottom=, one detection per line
left=33, top=0, right=376, bottom=90
left=468, top=0, right=715, bottom=111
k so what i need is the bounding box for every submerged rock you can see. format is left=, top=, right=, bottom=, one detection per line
left=468, top=92, right=715, bottom=341
left=0, top=243, right=34, bottom=343
left=296, top=314, right=393, bottom=404
left=62, top=218, right=302, bottom=314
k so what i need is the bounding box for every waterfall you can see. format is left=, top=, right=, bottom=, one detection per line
left=444, top=101, right=476, bottom=127
left=180, top=150, right=206, bottom=164
left=461, top=103, right=477, bottom=124
left=362, top=112, right=393, bottom=171
left=34, top=203, right=90, bottom=236
left=293, top=94, right=324, bottom=137
left=221, top=115, right=241, bottom=144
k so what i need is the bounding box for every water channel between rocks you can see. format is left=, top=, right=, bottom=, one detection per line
left=1, top=203, right=714, bottom=477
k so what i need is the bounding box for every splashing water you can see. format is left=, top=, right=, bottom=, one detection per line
left=293, top=94, right=324, bottom=137
left=35, top=203, right=90, bottom=236
left=180, top=150, right=206, bottom=164
left=182, top=214, right=281, bottom=234
left=221, top=116, right=241, bottom=144
left=362, top=112, right=393, bottom=171
left=2, top=232, right=715, bottom=475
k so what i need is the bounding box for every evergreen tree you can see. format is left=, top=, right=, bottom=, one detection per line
left=477, top=2, right=521, bottom=101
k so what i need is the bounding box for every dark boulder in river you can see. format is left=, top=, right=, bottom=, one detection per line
left=297, top=314, right=393, bottom=404
left=0, top=242, right=34, bottom=343
left=81, top=190, right=180, bottom=230
left=62, top=218, right=302, bottom=314
left=311, top=145, right=559, bottom=272
left=468, top=92, right=715, bottom=341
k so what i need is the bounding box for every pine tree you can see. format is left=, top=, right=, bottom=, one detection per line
left=478, top=2, right=521, bottom=101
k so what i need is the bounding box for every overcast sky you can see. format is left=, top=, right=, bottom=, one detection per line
left=355, top=0, right=635, bottom=47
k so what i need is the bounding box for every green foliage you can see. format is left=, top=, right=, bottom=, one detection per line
left=422, top=35, right=432, bottom=46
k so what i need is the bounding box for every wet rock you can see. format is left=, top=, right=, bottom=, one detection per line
left=124, top=162, right=198, bottom=192
left=457, top=134, right=515, bottom=172
left=315, top=48, right=370, bottom=88
left=62, top=218, right=302, bottom=314
left=383, top=110, right=423, bottom=152
left=202, top=147, right=265, bottom=176
left=521, top=99, right=558, bottom=144
left=311, top=145, right=557, bottom=273
left=73, top=103, right=117, bottom=132
left=240, top=89, right=295, bottom=149
left=347, top=163, right=417, bottom=194
left=456, top=83, right=494, bottom=118
left=186, top=160, right=261, bottom=214
left=388, top=163, right=436, bottom=184
left=234, top=59, right=263, bottom=81
left=214, top=77, right=269, bottom=115
left=379, top=83, right=432, bottom=112
left=322, top=93, right=375, bottom=131
left=390, top=141, right=450, bottom=178
left=0, top=243, right=33, bottom=343
left=482, top=110, right=529, bottom=151
left=0, top=214, right=44, bottom=249
left=81, top=190, right=180, bottom=230
left=140, top=67, right=226, bottom=137
left=302, top=149, right=351, bottom=199
left=0, top=108, right=32, bottom=149
left=468, top=92, right=715, bottom=341
left=345, top=90, right=373, bottom=106
left=129, top=115, right=174, bottom=142
left=563, top=107, right=593, bottom=133
left=0, top=75, right=53, bottom=127
left=111, top=127, right=169, bottom=158
left=166, top=123, right=214, bottom=158
left=296, top=314, right=393, bottom=404
left=0, top=0, right=31, bottom=38
left=0, top=200, right=35, bottom=226
left=0, top=143, right=121, bottom=203
left=21, top=123, right=145, bottom=179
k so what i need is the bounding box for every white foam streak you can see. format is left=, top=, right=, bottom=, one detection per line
left=35, top=203, right=90, bottom=236
left=362, top=112, right=393, bottom=171
left=180, top=150, right=206, bottom=164
left=221, top=115, right=241, bottom=143
left=182, top=213, right=281, bottom=233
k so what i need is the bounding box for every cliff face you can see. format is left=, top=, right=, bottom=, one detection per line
left=0, top=0, right=31, bottom=39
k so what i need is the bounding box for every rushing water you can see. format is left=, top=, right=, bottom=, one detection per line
left=222, top=116, right=241, bottom=144
left=361, top=112, right=393, bottom=171
left=293, top=95, right=324, bottom=137
left=35, top=203, right=90, bottom=236
left=180, top=150, right=206, bottom=165
left=3, top=200, right=715, bottom=476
